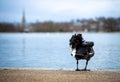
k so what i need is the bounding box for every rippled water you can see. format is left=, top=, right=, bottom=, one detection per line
left=0, top=33, right=120, bottom=70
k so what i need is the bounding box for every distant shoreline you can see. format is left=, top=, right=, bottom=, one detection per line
left=0, top=31, right=120, bottom=33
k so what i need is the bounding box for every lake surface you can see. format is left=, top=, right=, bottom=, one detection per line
left=0, top=33, right=120, bottom=70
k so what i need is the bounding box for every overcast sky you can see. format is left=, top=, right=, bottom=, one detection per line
left=0, top=0, right=120, bottom=23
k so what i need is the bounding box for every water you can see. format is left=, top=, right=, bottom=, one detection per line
left=0, top=33, right=120, bottom=70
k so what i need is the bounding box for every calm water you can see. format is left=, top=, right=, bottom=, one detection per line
left=0, top=33, right=120, bottom=70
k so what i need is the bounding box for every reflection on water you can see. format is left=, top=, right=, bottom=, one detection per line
left=0, top=33, right=120, bottom=70
left=22, top=37, right=25, bottom=56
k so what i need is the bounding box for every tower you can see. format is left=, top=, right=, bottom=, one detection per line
left=21, top=10, right=26, bottom=32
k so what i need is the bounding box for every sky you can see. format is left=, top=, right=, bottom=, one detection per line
left=0, top=0, right=120, bottom=23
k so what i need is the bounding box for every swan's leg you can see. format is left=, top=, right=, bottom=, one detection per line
left=84, top=60, right=88, bottom=70
left=75, top=60, right=80, bottom=71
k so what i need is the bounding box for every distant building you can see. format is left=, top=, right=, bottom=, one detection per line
left=21, top=10, right=26, bottom=32
left=70, top=20, right=83, bottom=32
left=87, top=21, right=98, bottom=32
left=98, top=21, right=104, bottom=32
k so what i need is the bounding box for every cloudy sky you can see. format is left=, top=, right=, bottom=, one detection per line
left=0, top=0, right=120, bottom=23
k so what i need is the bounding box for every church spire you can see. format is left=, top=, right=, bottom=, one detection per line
left=21, top=10, right=26, bottom=32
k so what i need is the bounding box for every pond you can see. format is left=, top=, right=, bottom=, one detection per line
left=0, top=33, right=120, bottom=70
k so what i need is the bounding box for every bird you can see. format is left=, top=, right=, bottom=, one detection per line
left=69, top=33, right=94, bottom=71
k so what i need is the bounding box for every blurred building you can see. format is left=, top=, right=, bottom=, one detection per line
left=88, top=21, right=98, bottom=32
left=70, top=20, right=84, bottom=32
left=21, top=10, right=26, bottom=32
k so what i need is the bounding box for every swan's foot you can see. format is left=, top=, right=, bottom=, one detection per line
left=81, top=69, right=90, bottom=71
left=75, top=69, right=81, bottom=71
left=75, top=69, right=90, bottom=71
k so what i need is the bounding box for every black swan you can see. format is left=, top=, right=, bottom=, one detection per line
left=69, top=33, right=94, bottom=71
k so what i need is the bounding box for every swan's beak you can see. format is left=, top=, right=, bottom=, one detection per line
left=70, top=45, right=76, bottom=57
left=71, top=48, right=76, bottom=57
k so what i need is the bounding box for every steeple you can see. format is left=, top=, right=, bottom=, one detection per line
left=21, top=10, right=26, bottom=32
